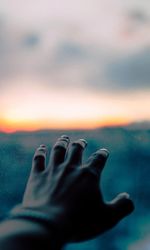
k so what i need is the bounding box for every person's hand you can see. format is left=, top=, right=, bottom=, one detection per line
left=22, top=135, right=134, bottom=243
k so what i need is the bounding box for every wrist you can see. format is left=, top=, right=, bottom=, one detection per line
left=10, top=206, right=56, bottom=228
left=8, top=205, right=65, bottom=249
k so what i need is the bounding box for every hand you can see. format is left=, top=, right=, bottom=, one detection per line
left=22, top=135, right=134, bottom=243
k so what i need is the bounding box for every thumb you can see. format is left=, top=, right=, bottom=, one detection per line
left=109, top=193, right=134, bottom=222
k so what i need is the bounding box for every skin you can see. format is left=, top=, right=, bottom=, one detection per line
left=0, top=135, right=134, bottom=249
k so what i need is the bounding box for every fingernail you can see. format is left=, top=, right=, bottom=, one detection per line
left=120, top=192, right=130, bottom=199
left=79, top=139, right=88, bottom=148
left=38, top=147, right=46, bottom=152
left=99, top=148, right=109, bottom=158
left=61, top=135, right=70, bottom=140
left=40, top=144, right=46, bottom=148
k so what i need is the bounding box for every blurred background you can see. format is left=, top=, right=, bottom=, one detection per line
left=0, top=0, right=150, bottom=249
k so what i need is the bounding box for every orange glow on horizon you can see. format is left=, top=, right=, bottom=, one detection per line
left=1, top=82, right=150, bottom=133
left=0, top=83, right=132, bottom=133
left=0, top=116, right=130, bottom=133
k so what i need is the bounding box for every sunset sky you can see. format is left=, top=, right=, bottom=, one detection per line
left=0, top=0, right=150, bottom=132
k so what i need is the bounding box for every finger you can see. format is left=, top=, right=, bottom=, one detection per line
left=65, top=139, right=87, bottom=167
left=86, top=148, right=109, bottom=176
left=48, top=135, right=70, bottom=168
left=32, top=145, right=47, bottom=172
left=109, top=193, right=134, bottom=222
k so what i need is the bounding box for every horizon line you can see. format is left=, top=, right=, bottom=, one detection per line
left=1, top=120, right=150, bottom=134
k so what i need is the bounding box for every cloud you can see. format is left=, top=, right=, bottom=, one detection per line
left=22, top=34, right=40, bottom=48
left=0, top=21, right=44, bottom=84
left=104, top=48, right=150, bottom=91
left=127, top=9, right=149, bottom=24
left=0, top=6, right=150, bottom=96
left=53, top=41, right=89, bottom=65
left=0, top=19, right=103, bottom=89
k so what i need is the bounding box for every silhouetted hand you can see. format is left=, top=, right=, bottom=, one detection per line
left=22, top=135, right=134, bottom=244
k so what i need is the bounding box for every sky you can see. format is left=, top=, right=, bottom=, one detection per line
left=0, top=0, right=150, bottom=132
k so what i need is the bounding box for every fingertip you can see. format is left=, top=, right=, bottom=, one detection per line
left=49, top=136, right=70, bottom=168
left=40, top=144, right=46, bottom=148
left=65, top=138, right=87, bottom=167
left=115, top=192, right=134, bottom=210
left=70, top=139, right=87, bottom=150
left=78, top=139, right=88, bottom=148
left=120, top=196, right=135, bottom=216
left=117, top=192, right=130, bottom=199
left=32, top=146, right=47, bottom=172
left=121, top=193, right=135, bottom=214
left=60, top=135, right=70, bottom=142
left=98, top=148, right=109, bottom=159
left=126, top=197, right=135, bottom=214
left=34, top=145, right=47, bottom=156
left=87, top=148, right=109, bottom=177
left=110, top=193, right=135, bottom=220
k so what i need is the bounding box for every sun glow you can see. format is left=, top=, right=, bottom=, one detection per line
left=1, top=116, right=129, bottom=133
left=0, top=81, right=150, bottom=133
